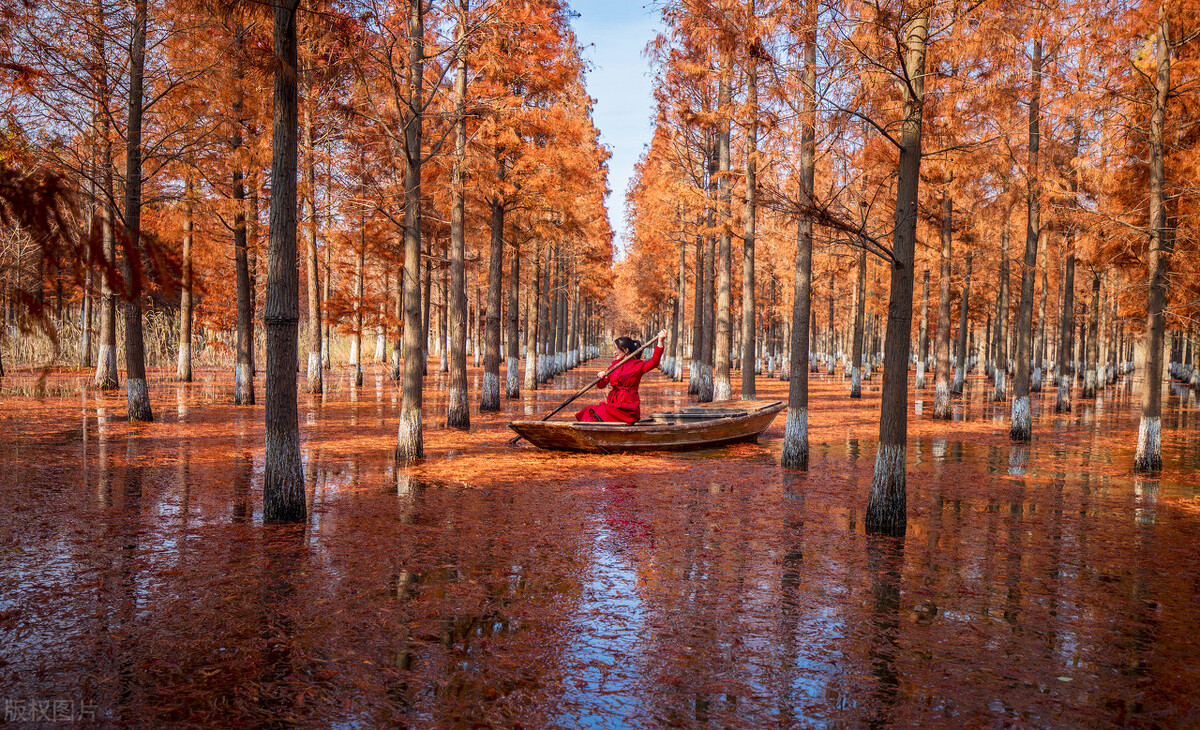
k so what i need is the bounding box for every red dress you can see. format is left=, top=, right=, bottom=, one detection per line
left=576, top=346, right=663, bottom=423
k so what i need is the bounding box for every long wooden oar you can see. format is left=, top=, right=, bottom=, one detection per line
left=506, top=336, right=662, bottom=445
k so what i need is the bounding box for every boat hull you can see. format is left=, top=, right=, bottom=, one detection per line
left=508, top=400, right=785, bottom=453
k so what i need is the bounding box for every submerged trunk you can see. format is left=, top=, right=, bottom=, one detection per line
left=850, top=247, right=866, bottom=398
left=1011, top=38, right=1042, bottom=442
left=952, top=250, right=972, bottom=395
left=1031, top=238, right=1048, bottom=391
left=555, top=258, right=568, bottom=374
left=233, top=34, right=254, bottom=404
left=1136, top=6, right=1170, bottom=472
left=303, top=54, right=322, bottom=395
left=353, top=225, right=365, bottom=387
left=1056, top=231, right=1076, bottom=411
left=741, top=56, right=758, bottom=399
left=865, top=8, right=927, bottom=537
left=177, top=179, right=194, bottom=382
left=1083, top=272, right=1100, bottom=398
left=92, top=0, right=118, bottom=391
left=688, top=231, right=704, bottom=394
left=375, top=276, right=387, bottom=363
left=932, top=195, right=953, bottom=419
left=421, top=247, right=431, bottom=376
left=323, top=228, right=331, bottom=370
left=122, top=0, right=151, bottom=422
left=915, top=270, right=929, bottom=388
left=538, top=247, right=553, bottom=384
left=992, top=208, right=1011, bottom=401
left=391, top=247, right=402, bottom=380
left=506, top=240, right=520, bottom=398
left=713, top=66, right=734, bottom=402
left=523, top=240, right=540, bottom=391
left=781, top=2, right=816, bottom=469
left=395, top=0, right=426, bottom=461
left=699, top=146, right=716, bottom=403
left=439, top=268, right=448, bottom=373
left=481, top=197, right=503, bottom=411
left=447, top=9, right=469, bottom=428
left=263, top=0, right=305, bottom=521
left=675, top=236, right=686, bottom=381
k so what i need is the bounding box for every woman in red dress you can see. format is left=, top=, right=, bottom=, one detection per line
left=575, top=329, right=667, bottom=423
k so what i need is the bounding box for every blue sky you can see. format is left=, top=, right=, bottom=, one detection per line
left=569, top=1, right=662, bottom=252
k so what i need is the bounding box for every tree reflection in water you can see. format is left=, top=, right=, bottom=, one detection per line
left=0, top=366, right=1198, bottom=725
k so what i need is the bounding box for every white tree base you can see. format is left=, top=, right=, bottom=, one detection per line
left=235, top=362, right=254, bottom=405
left=396, top=407, right=424, bottom=461
left=506, top=356, right=519, bottom=398
left=1134, top=416, right=1162, bottom=472
left=865, top=444, right=907, bottom=536
left=1010, top=395, right=1031, bottom=441
left=780, top=406, right=809, bottom=468
left=933, top=380, right=951, bottom=419
left=481, top=372, right=500, bottom=411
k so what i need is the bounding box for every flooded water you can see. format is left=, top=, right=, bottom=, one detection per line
left=2, top=362, right=1199, bottom=726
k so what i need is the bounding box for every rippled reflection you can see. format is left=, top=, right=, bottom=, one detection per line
left=0, top=365, right=1197, bottom=726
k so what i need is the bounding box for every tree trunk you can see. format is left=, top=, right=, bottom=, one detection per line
left=322, top=200, right=331, bottom=371
left=523, top=239, right=540, bottom=391
left=699, top=148, right=717, bottom=402
left=675, top=235, right=686, bottom=381
left=177, top=178, right=194, bottom=382
left=915, top=269, right=929, bottom=388
left=353, top=221, right=365, bottom=387
left=1011, top=37, right=1042, bottom=441
left=396, top=0, right=426, bottom=461
left=689, top=230, right=704, bottom=394
left=122, top=0, right=152, bottom=422
left=570, top=276, right=581, bottom=369
left=740, top=55, right=758, bottom=399
left=538, top=247, right=553, bottom=383
left=233, top=29, right=254, bottom=405
left=376, top=274, right=387, bottom=363
left=992, top=207, right=1011, bottom=401
left=933, top=195, right=953, bottom=418
left=984, top=314, right=992, bottom=376
left=263, top=0, right=305, bottom=521
left=952, top=250, right=972, bottom=395
left=555, top=257, right=568, bottom=374
left=713, top=63, right=734, bottom=401
left=421, top=244, right=431, bottom=376
left=439, top=267, right=448, bottom=373
left=1112, top=296, right=1123, bottom=385
left=391, top=246, right=403, bottom=380
left=1136, top=8, right=1170, bottom=473
left=303, top=47, right=322, bottom=395
left=448, top=6, right=470, bottom=427
left=825, top=290, right=834, bottom=375
left=782, top=0, right=817, bottom=468
left=481, top=196, right=503, bottom=410
left=1056, top=220, right=1076, bottom=410
left=92, top=0, right=118, bottom=391
left=249, top=172, right=260, bottom=377
left=506, top=239, right=520, bottom=397
left=81, top=160, right=95, bottom=368
left=1031, top=237, right=1048, bottom=391
left=850, top=247, right=866, bottom=397
left=1083, top=272, right=1100, bottom=398
left=865, top=8, right=928, bottom=537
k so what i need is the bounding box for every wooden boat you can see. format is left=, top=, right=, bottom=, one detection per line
left=508, top=399, right=785, bottom=454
